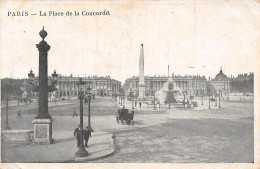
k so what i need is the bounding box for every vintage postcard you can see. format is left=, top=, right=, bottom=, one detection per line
left=0, top=0, right=259, bottom=169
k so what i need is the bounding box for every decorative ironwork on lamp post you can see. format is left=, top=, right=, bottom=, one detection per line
left=75, top=78, right=88, bottom=157
left=87, top=86, right=94, bottom=132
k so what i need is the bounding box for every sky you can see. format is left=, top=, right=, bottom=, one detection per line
left=0, top=0, right=259, bottom=83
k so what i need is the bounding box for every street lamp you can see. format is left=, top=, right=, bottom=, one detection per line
left=219, top=92, right=221, bottom=108
left=4, top=80, right=11, bottom=130
left=208, top=93, right=211, bottom=109
left=120, top=95, right=123, bottom=106
left=130, top=89, right=134, bottom=109
left=183, top=93, right=186, bottom=109
left=215, top=92, right=217, bottom=107
left=153, top=92, right=156, bottom=110
left=75, top=78, right=88, bottom=157
left=201, top=90, right=204, bottom=105
left=87, top=86, right=94, bottom=132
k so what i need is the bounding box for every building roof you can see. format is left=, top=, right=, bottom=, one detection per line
left=214, top=69, right=228, bottom=81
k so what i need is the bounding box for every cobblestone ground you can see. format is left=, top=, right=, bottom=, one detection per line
left=1, top=98, right=254, bottom=163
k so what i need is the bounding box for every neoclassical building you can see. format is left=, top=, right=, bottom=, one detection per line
left=54, top=75, right=121, bottom=98
left=123, top=73, right=207, bottom=97
left=208, top=68, right=230, bottom=94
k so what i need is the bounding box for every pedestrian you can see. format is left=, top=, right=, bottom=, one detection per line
left=139, top=102, right=142, bottom=108
left=83, top=127, right=92, bottom=148
left=72, top=108, right=78, bottom=117
left=74, top=125, right=81, bottom=148
left=17, top=109, right=22, bottom=119
left=135, top=100, right=137, bottom=107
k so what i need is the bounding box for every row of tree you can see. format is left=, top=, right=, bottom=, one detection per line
left=230, top=79, right=254, bottom=93
left=1, top=78, right=31, bottom=103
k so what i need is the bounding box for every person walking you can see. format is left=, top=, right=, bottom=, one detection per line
left=139, top=102, right=142, bottom=108
left=17, top=109, right=22, bottom=119
left=72, top=108, right=78, bottom=117
left=83, top=127, right=92, bottom=148
left=74, top=125, right=81, bottom=148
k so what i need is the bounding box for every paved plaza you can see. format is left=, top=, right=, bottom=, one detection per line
left=1, top=97, right=254, bottom=163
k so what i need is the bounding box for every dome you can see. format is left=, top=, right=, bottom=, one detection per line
left=215, top=69, right=228, bottom=81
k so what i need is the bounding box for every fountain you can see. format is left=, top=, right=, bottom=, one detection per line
left=155, top=77, right=184, bottom=104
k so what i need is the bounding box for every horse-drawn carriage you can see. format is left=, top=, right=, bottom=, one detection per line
left=116, top=108, right=134, bottom=126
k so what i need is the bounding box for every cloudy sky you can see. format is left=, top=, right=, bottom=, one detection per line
left=0, top=0, right=259, bottom=82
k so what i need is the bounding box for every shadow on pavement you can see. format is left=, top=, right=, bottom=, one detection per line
left=53, top=137, right=75, bottom=144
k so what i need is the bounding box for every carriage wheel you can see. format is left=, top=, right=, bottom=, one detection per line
left=116, top=116, right=119, bottom=123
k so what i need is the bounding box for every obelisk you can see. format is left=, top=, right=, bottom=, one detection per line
left=138, top=44, right=145, bottom=100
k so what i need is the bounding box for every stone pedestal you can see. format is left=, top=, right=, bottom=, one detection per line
left=138, top=86, right=145, bottom=100
left=32, top=119, right=53, bottom=144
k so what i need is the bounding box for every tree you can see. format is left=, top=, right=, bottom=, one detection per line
left=206, top=83, right=214, bottom=96
left=1, top=78, right=23, bottom=102
left=1, top=78, right=23, bottom=129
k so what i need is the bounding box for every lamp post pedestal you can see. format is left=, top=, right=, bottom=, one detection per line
left=75, top=130, right=88, bottom=157
left=32, top=119, right=53, bottom=144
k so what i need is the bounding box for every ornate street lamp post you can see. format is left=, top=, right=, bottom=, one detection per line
left=75, top=78, right=88, bottom=157
left=219, top=92, right=221, bottom=108
left=4, top=80, right=11, bottom=130
left=120, top=95, right=123, bottom=106
left=123, top=94, right=125, bottom=107
left=87, top=87, right=94, bottom=132
left=28, top=27, right=58, bottom=144
left=130, top=89, right=134, bottom=109
left=183, top=93, right=186, bottom=109
left=215, top=92, right=218, bottom=107
left=153, top=92, right=156, bottom=110
left=208, top=94, right=211, bottom=109
left=201, top=90, right=204, bottom=105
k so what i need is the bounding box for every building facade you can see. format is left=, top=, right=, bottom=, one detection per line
left=32, top=75, right=121, bottom=99
left=54, top=75, right=121, bottom=98
left=208, top=68, right=230, bottom=95
left=123, top=73, right=207, bottom=97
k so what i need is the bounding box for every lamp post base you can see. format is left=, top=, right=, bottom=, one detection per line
left=75, top=147, right=88, bottom=157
